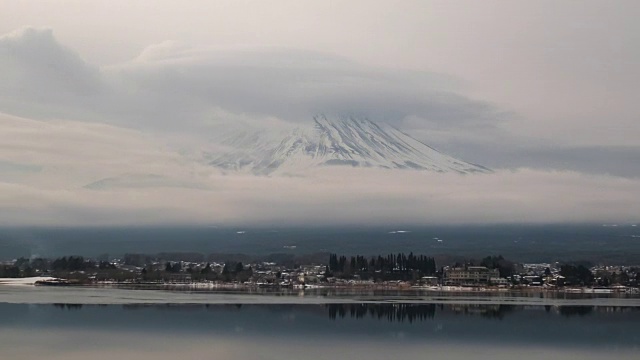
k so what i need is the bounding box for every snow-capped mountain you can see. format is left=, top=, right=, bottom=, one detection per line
left=206, top=115, right=490, bottom=175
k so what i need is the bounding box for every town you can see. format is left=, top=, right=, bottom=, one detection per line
left=1, top=252, right=639, bottom=293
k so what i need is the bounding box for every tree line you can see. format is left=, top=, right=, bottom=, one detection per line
left=138, top=260, right=253, bottom=283
left=328, top=252, right=437, bottom=280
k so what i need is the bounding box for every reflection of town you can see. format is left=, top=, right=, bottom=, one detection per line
left=327, top=303, right=437, bottom=321
left=324, top=303, right=640, bottom=321
left=49, top=303, right=640, bottom=321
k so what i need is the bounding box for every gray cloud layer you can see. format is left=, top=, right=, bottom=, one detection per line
left=3, top=27, right=636, bottom=178
left=1, top=28, right=502, bottom=131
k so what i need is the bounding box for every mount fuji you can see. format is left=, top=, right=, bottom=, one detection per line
left=205, top=115, right=490, bottom=175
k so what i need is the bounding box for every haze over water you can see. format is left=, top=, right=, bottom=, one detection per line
left=3, top=224, right=639, bottom=263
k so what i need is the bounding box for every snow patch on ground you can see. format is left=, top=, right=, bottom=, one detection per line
left=0, top=277, right=55, bottom=286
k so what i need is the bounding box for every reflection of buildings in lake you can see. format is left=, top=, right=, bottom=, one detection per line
left=45, top=303, right=640, bottom=325
left=449, top=304, right=516, bottom=319
left=444, top=266, right=500, bottom=285
left=325, top=303, right=614, bottom=322
left=557, top=306, right=594, bottom=317
left=325, top=303, right=532, bottom=322
left=450, top=303, right=500, bottom=314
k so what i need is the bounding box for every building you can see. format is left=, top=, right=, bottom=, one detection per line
left=491, top=277, right=510, bottom=286
left=420, top=276, right=439, bottom=286
left=444, top=266, right=500, bottom=286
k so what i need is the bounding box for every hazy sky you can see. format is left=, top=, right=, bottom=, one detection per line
left=0, top=1, right=639, bottom=225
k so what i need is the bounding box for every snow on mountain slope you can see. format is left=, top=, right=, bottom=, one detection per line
left=206, top=115, right=490, bottom=175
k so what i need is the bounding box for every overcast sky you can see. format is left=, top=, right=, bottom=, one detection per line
left=0, top=1, right=639, bottom=226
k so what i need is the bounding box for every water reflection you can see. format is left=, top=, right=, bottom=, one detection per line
left=324, top=303, right=638, bottom=321
left=91, top=284, right=640, bottom=301
left=1, top=302, right=638, bottom=357
left=327, top=303, right=436, bottom=321
left=53, top=303, right=83, bottom=310
left=46, top=302, right=638, bottom=322
left=558, top=305, right=593, bottom=317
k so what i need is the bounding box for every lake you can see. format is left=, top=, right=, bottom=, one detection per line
left=0, top=288, right=638, bottom=359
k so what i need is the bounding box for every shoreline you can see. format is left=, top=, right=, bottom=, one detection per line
left=2, top=281, right=640, bottom=307
left=2, top=276, right=638, bottom=295
left=36, top=280, right=640, bottom=295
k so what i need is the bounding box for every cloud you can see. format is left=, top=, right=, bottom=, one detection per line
left=6, top=27, right=636, bottom=180
left=111, top=44, right=503, bottom=130
left=2, top=165, right=639, bottom=227
left=0, top=28, right=106, bottom=119
left=0, top=27, right=531, bottom=179
left=1, top=112, right=638, bottom=226
left=0, top=112, right=197, bottom=188
left=452, top=143, right=640, bottom=179
left=0, top=27, right=504, bottom=133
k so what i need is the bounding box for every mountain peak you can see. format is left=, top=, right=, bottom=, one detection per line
left=207, top=115, right=490, bottom=175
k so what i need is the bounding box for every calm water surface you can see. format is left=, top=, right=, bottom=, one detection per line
left=0, top=302, right=638, bottom=360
